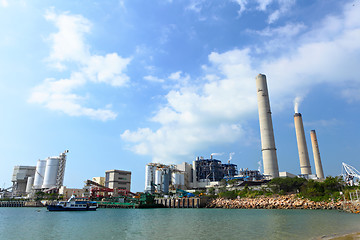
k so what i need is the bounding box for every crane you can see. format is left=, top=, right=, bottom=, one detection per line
left=342, top=162, right=360, bottom=186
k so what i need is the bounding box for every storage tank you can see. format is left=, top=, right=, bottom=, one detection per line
left=25, top=177, right=34, bottom=193
left=172, top=172, right=185, bottom=187
left=144, top=164, right=155, bottom=192
left=155, top=169, right=162, bottom=192
left=33, top=160, right=46, bottom=189
left=42, top=157, right=60, bottom=189
left=162, top=170, right=170, bottom=194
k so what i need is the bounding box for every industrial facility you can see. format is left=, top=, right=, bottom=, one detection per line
left=1, top=73, right=334, bottom=201
left=7, top=150, right=69, bottom=198
left=256, top=74, right=325, bottom=180
left=145, top=155, right=243, bottom=194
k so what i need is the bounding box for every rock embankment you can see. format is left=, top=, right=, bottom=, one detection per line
left=207, top=194, right=352, bottom=211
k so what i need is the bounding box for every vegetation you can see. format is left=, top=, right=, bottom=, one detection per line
left=34, top=191, right=59, bottom=201
left=210, top=176, right=351, bottom=202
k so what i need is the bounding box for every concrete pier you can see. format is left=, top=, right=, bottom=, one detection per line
left=155, top=198, right=205, bottom=208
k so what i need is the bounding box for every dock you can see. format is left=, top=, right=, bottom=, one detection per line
left=155, top=197, right=206, bottom=208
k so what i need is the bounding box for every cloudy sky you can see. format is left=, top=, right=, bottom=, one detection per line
left=1, top=0, right=360, bottom=192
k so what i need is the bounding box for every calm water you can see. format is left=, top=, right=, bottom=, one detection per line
left=1, top=208, right=360, bottom=240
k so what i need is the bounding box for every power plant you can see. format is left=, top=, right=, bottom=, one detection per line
left=255, top=74, right=279, bottom=178
left=145, top=155, right=240, bottom=194
left=2, top=73, right=333, bottom=202
left=310, top=130, right=325, bottom=179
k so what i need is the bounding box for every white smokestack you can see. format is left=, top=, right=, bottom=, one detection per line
left=256, top=74, right=279, bottom=178
left=294, top=96, right=303, bottom=113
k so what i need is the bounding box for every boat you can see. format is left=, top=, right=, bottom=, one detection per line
left=47, top=195, right=98, bottom=211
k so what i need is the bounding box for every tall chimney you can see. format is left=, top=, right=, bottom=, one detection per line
left=294, top=113, right=312, bottom=175
left=256, top=74, right=279, bottom=178
left=310, top=130, right=324, bottom=179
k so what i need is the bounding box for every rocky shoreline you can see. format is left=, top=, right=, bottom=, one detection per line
left=206, top=194, right=360, bottom=213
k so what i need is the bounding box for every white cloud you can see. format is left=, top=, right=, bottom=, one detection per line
left=1, top=0, right=8, bottom=7
left=159, top=24, right=176, bottom=44
left=144, top=75, right=165, bottom=83
left=122, top=2, right=360, bottom=163
left=267, top=0, right=295, bottom=24
left=233, top=0, right=248, bottom=15
left=45, top=10, right=91, bottom=70
left=232, top=0, right=295, bottom=23
left=84, top=53, right=131, bottom=87
left=256, top=0, right=273, bottom=11
left=30, top=10, right=130, bottom=121
left=252, top=23, right=306, bottom=37
left=186, top=0, right=205, bottom=13
left=341, top=87, right=360, bottom=102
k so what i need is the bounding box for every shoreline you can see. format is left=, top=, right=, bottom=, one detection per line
left=206, top=194, right=360, bottom=213
left=318, top=231, right=360, bottom=240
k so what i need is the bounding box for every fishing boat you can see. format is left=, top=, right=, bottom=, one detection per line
left=47, top=195, right=98, bottom=211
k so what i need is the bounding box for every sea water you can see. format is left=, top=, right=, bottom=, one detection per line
left=1, top=208, right=360, bottom=240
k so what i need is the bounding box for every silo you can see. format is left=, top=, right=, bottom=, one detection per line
left=172, top=172, right=180, bottom=186
left=294, top=113, right=312, bottom=175
left=144, top=164, right=155, bottom=192
left=310, top=130, right=324, bottom=179
left=26, top=177, right=34, bottom=193
left=162, top=170, right=170, bottom=194
left=33, top=160, right=46, bottom=189
left=256, top=74, right=279, bottom=178
left=42, top=157, right=60, bottom=189
left=172, top=172, right=185, bottom=188
left=155, top=169, right=162, bottom=192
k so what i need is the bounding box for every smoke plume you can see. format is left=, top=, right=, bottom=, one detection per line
left=228, top=152, right=235, bottom=163
left=258, top=159, right=263, bottom=173
left=293, top=96, right=303, bottom=113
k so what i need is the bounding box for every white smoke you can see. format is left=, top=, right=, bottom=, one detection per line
left=211, top=152, right=223, bottom=156
left=228, top=152, right=235, bottom=163
left=258, top=159, right=263, bottom=173
left=293, top=96, right=303, bottom=113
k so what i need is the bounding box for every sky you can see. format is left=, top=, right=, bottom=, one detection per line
left=1, top=0, right=360, bottom=192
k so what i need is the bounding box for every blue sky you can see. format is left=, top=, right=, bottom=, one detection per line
left=1, top=0, right=360, bottom=192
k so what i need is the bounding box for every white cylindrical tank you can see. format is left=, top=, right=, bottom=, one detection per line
left=162, top=170, right=170, bottom=194
left=155, top=169, right=162, bottom=192
left=25, top=177, right=34, bottom=193
left=294, top=113, right=312, bottom=175
left=310, top=130, right=324, bottom=179
left=33, top=160, right=46, bottom=189
left=42, top=157, right=60, bottom=189
left=256, top=74, right=279, bottom=178
left=172, top=172, right=185, bottom=187
left=144, top=165, right=155, bottom=192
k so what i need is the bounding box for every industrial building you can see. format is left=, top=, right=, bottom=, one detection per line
left=145, top=155, right=238, bottom=193
left=92, top=177, right=105, bottom=186
left=8, top=150, right=69, bottom=198
left=32, top=150, right=68, bottom=192
left=105, top=169, right=131, bottom=191
left=59, top=186, right=88, bottom=199
left=11, top=166, right=36, bottom=196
